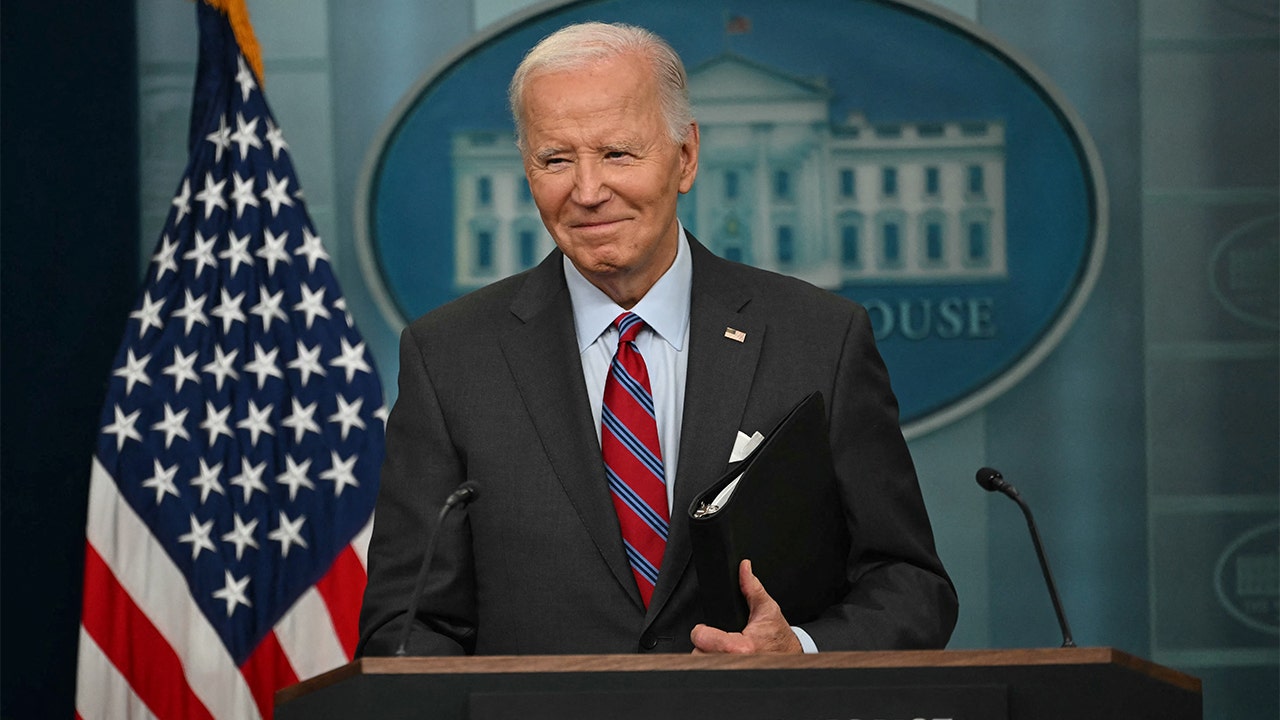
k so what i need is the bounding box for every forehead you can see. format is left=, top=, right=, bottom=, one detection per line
left=520, top=53, right=664, bottom=143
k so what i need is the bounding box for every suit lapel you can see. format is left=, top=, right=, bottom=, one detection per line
left=498, top=253, right=645, bottom=611
left=646, top=239, right=765, bottom=621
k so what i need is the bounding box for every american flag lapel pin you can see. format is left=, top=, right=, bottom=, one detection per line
left=724, top=327, right=747, bottom=343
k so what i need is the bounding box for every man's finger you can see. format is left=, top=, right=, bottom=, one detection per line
left=739, top=558, right=771, bottom=608
left=690, top=623, right=748, bottom=654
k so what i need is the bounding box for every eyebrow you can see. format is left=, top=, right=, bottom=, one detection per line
left=532, top=147, right=566, bottom=164
left=600, top=142, right=639, bottom=155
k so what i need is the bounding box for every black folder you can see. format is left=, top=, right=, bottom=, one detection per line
left=688, top=391, right=851, bottom=632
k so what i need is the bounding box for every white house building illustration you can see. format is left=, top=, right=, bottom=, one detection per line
left=451, top=53, right=1007, bottom=292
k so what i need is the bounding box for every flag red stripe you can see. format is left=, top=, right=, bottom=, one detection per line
left=80, top=542, right=216, bottom=720
left=240, top=631, right=299, bottom=720
left=313, top=544, right=367, bottom=658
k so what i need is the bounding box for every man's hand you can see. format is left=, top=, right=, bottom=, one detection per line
left=690, top=559, right=803, bottom=654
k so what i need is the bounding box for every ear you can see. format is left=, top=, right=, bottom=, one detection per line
left=678, top=122, right=700, bottom=194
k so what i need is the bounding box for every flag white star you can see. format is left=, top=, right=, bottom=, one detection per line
left=219, top=230, right=254, bottom=278
left=375, top=404, right=390, bottom=426
left=256, top=228, right=291, bottom=276
left=102, top=405, right=143, bottom=452
left=287, top=340, right=326, bottom=386
left=230, top=456, right=269, bottom=503
left=201, top=345, right=240, bottom=391
left=236, top=399, right=275, bottom=446
left=212, top=570, right=252, bottom=617
left=188, top=457, right=226, bottom=504
left=183, top=230, right=220, bottom=279
left=129, top=291, right=166, bottom=339
left=235, top=56, right=257, bottom=101
left=153, top=234, right=180, bottom=280
left=221, top=513, right=260, bottom=560
left=330, top=337, right=372, bottom=383
left=140, top=459, right=181, bottom=505
left=293, top=284, right=331, bottom=330
left=328, top=394, right=366, bottom=441
left=260, top=170, right=295, bottom=217
left=113, top=348, right=151, bottom=396
left=171, top=289, right=209, bottom=336
left=320, top=451, right=360, bottom=497
left=265, top=118, right=288, bottom=160
left=200, top=400, right=235, bottom=446
left=204, top=113, right=231, bottom=163
left=250, top=286, right=288, bottom=331
left=229, top=171, right=260, bottom=218
left=282, top=398, right=322, bottom=444
left=230, top=112, right=262, bottom=160
left=276, top=455, right=316, bottom=501
left=177, top=515, right=217, bottom=560
left=244, top=343, right=284, bottom=389
left=268, top=511, right=309, bottom=558
left=295, top=227, right=329, bottom=272
left=150, top=403, right=191, bottom=449
left=171, top=178, right=192, bottom=224
left=194, top=171, right=227, bottom=219
left=211, top=288, right=247, bottom=334
left=334, top=296, right=355, bottom=328
left=163, top=347, right=201, bottom=393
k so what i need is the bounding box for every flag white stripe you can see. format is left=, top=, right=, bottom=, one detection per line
left=86, top=458, right=259, bottom=719
left=75, top=626, right=159, bottom=720
left=275, top=587, right=348, bottom=681
left=352, top=517, right=373, bottom=570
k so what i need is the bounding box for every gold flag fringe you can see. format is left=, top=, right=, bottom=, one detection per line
left=202, top=0, right=265, bottom=86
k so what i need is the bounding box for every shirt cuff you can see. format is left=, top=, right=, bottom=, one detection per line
left=791, top=626, right=818, bottom=654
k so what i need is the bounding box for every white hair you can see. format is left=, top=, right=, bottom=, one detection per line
left=508, top=22, right=694, bottom=151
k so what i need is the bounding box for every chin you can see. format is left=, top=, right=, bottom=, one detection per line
left=564, top=246, right=627, bottom=273
left=581, top=258, right=630, bottom=277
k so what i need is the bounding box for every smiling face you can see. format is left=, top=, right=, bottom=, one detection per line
left=519, top=51, right=699, bottom=308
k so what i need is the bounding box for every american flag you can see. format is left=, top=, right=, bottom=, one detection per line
left=725, top=14, right=751, bottom=35
left=75, top=1, right=384, bottom=717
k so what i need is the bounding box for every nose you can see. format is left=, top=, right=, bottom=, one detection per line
left=570, top=160, right=611, bottom=207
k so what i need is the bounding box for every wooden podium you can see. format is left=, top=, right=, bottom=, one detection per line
left=276, top=647, right=1200, bottom=720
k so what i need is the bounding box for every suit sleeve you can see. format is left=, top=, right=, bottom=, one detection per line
left=799, top=303, right=959, bottom=650
left=356, top=326, right=477, bottom=656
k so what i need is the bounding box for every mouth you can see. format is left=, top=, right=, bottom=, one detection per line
left=570, top=218, right=627, bottom=230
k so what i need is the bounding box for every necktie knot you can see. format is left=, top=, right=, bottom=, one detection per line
left=614, top=312, right=645, bottom=345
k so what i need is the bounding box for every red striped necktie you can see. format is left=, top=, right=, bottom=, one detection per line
left=601, top=312, right=669, bottom=607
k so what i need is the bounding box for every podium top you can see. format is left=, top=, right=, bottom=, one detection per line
left=277, top=646, right=1200, bottom=707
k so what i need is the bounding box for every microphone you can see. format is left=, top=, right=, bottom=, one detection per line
left=975, top=467, right=1076, bottom=648
left=394, top=482, right=479, bottom=656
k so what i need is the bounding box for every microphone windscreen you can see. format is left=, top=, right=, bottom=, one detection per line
left=975, top=467, right=1003, bottom=492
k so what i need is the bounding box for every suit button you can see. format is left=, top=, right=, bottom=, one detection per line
left=640, top=633, right=658, bottom=650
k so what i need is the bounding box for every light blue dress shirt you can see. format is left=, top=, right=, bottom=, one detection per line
left=562, top=225, right=819, bottom=654
left=564, top=226, right=691, bottom=512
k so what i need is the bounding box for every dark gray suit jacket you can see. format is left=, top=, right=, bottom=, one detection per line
left=357, top=237, right=957, bottom=656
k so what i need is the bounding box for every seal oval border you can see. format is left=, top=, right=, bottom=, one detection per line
left=354, top=0, right=1108, bottom=440
left=1213, top=521, right=1280, bottom=636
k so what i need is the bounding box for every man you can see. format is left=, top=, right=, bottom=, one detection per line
left=357, top=21, right=956, bottom=656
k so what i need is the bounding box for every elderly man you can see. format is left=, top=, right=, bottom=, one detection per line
left=357, top=21, right=957, bottom=656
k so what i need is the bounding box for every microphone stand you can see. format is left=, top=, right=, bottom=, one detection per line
left=977, top=467, right=1075, bottom=648
left=394, top=484, right=478, bottom=656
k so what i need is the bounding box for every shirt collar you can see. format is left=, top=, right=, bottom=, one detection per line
left=564, top=223, right=693, bottom=353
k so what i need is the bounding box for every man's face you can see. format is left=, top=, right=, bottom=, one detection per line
left=520, top=52, right=699, bottom=305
